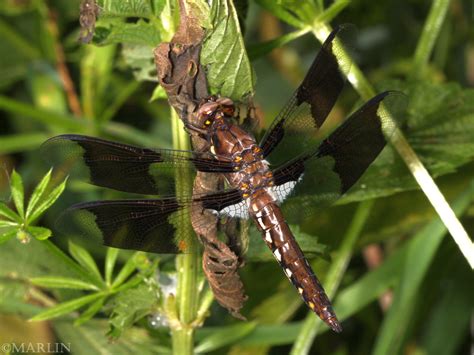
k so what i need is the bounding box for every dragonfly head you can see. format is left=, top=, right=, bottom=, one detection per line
left=196, top=96, right=236, bottom=131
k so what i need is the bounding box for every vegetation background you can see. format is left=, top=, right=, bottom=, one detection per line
left=0, top=0, right=473, bottom=354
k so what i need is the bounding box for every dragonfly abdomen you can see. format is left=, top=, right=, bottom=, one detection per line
left=250, top=197, right=342, bottom=333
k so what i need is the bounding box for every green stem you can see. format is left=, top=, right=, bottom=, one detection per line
left=410, top=0, right=451, bottom=80
left=311, top=19, right=473, bottom=269
left=170, top=108, right=199, bottom=354
left=291, top=200, right=374, bottom=355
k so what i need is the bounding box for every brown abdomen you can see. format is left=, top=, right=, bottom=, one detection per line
left=252, top=199, right=342, bottom=333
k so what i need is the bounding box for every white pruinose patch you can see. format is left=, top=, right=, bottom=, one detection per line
left=272, top=174, right=304, bottom=203
left=285, top=268, right=293, bottom=278
left=256, top=217, right=265, bottom=229
left=274, top=249, right=282, bottom=261
left=219, top=200, right=249, bottom=219
left=255, top=210, right=264, bottom=218
left=265, top=231, right=272, bottom=243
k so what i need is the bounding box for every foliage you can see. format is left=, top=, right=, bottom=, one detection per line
left=0, top=0, right=473, bottom=354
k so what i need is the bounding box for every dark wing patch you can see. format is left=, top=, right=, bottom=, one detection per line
left=259, top=25, right=354, bottom=166
left=41, top=134, right=235, bottom=195
left=270, top=91, right=406, bottom=223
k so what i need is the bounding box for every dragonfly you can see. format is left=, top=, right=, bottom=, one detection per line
left=41, top=25, right=402, bottom=333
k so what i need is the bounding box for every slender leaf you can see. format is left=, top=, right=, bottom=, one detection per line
left=0, top=228, right=16, bottom=244
left=0, top=202, right=21, bottom=223
left=28, top=177, right=67, bottom=223
left=27, top=226, right=51, bottom=241
left=111, top=253, right=139, bottom=288
left=30, top=293, right=105, bottom=322
left=30, top=276, right=100, bottom=291
left=105, top=247, right=119, bottom=286
left=68, top=241, right=103, bottom=285
left=373, top=182, right=474, bottom=355
left=74, top=297, right=105, bottom=326
left=25, top=169, right=52, bottom=220
left=248, top=28, right=310, bottom=60
left=254, top=0, right=305, bottom=28
left=10, top=170, right=24, bottom=218
left=194, top=322, right=257, bottom=353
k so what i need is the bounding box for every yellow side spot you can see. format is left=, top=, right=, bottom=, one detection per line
left=243, top=193, right=249, bottom=198
left=234, top=156, right=242, bottom=162
left=308, top=301, right=315, bottom=309
left=178, top=240, right=188, bottom=252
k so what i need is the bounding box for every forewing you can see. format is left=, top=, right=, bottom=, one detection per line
left=259, top=25, right=355, bottom=166
left=41, top=134, right=235, bottom=195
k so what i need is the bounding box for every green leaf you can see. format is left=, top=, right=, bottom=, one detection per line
left=108, top=283, right=157, bottom=338
left=0, top=202, right=21, bottom=223
left=30, top=293, right=105, bottom=322
left=112, top=253, right=139, bottom=288
left=27, top=226, right=51, bottom=241
left=149, top=84, right=167, bottom=102
left=0, top=133, right=49, bottom=154
left=121, top=44, right=158, bottom=82
left=68, top=241, right=103, bottom=285
left=105, top=248, right=119, bottom=286
left=10, top=170, right=24, bottom=218
left=100, top=0, right=154, bottom=18
left=95, top=18, right=161, bottom=47
left=254, top=0, right=305, bottom=28
left=372, top=182, right=474, bottom=355
left=30, top=276, right=100, bottom=291
left=25, top=169, right=52, bottom=220
left=248, top=28, right=310, bottom=60
left=0, top=228, right=17, bottom=245
left=54, top=319, right=171, bottom=354
left=74, top=298, right=105, bottom=326
left=201, top=0, right=255, bottom=100
left=194, top=322, right=257, bottom=353
left=28, top=176, right=67, bottom=223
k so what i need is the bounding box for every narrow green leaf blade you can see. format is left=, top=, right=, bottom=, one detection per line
left=74, top=297, right=105, bottom=326
left=68, top=241, right=103, bottom=285
left=28, top=176, right=67, bottom=223
left=373, top=182, right=474, bottom=355
left=254, top=0, right=305, bottom=28
left=0, top=202, right=21, bottom=223
left=10, top=170, right=24, bottom=218
left=194, top=322, right=257, bottom=353
left=27, top=226, right=52, bottom=241
left=105, top=247, right=119, bottom=286
left=30, top=276, right=100, bottom=291
left=25, top=169, right=52, bottom=220
left=248, top=29, right=310, bottom=60
left=0, top=229, right=17, bottom=245
left=111, top=252, right=139, bottom=288
left=30, top=293, right=104, bottom=322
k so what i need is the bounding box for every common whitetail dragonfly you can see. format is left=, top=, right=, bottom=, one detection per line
left=42, top=26, right=402, bottom=333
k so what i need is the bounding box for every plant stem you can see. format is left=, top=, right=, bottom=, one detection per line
left=170, top=108, right=199, bottom=354
left=291, top=200, right=374, bottom=355
left=311, top=20, right=474, bottom=269
left=410, top=0, right=451, bottom=80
